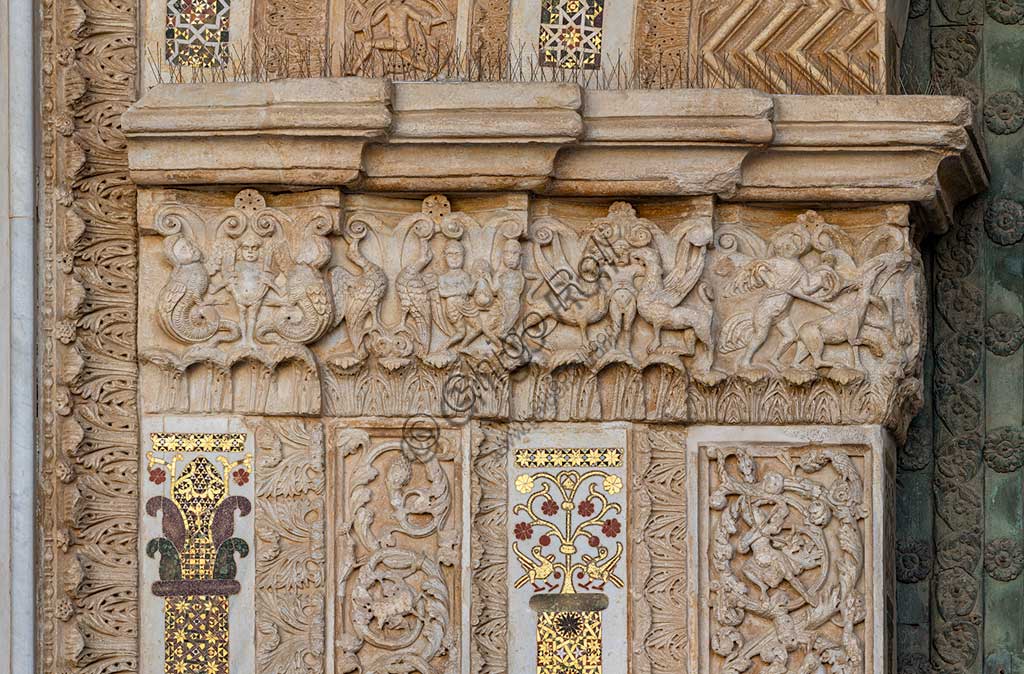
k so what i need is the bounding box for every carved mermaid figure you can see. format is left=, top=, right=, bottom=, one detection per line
left=261, top=216, right=335, bottom=344
left=157, top=232, right=239, bottom=345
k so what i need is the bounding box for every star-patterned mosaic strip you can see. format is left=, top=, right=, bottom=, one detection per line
left=537, top=610, right=603, bottom=674
left=538, top=0, right=604, bottom=69
left=515, top=447, right=623, bottom=468
left=165, top=0, right=231, bottom=68
left=164, top=595, right=230, bottom=674
left=151, top=432, right=246, bottom=453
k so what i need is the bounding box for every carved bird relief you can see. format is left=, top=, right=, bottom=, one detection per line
left=329, top=215, right=387, bottom=361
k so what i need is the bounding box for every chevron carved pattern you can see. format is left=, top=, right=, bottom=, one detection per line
left=696, top=0, right=886, bottom=93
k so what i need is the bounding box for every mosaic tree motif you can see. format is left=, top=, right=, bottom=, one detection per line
left=705, top=446, right=868, bottom=674
left=538, top=0, right=605, bottom=69
left=512, top=446, right=625, bottom=674
left=165, top=0, right=232, bottom=67
left=145, top=433, right=253, bottom=674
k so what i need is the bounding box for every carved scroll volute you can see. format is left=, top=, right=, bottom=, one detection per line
left=330, top=423, right=463, bottom=674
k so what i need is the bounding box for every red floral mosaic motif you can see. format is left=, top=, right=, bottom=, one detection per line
left=515, top=522, right=535, bottom=540
left=232, top=467, right=249, bottom=486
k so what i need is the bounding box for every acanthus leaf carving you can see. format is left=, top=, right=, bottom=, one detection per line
left=252, top=418, right=327, bottom=674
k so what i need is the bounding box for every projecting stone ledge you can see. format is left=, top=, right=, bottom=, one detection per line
left=122, top=79, right=986, bottom=228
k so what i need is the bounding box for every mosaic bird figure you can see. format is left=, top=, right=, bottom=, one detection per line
left=580, top=542, right=624, bottom=590
left=512, top=543, right=558, bottom=591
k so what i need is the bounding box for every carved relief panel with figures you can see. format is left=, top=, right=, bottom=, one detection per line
left=689, top=426, right=895, bottom=674
left=132, top=188, right=906, bottom=674
left=138, top=188, right=924, bottom=435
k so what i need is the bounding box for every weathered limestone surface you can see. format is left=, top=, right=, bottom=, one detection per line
left=33, top=0, right=994, bottom=663
left=124, top=82, right=984, bottom=230
left=115, top=78, right=987, bottom=674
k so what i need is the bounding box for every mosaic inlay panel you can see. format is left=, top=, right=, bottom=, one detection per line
left=142, top=428, right=255, bottom=674
left=165, top=0, right=232, bottom=67
left=538, top=0, right=604, bottom=69
left=536, top=609, right=603, bottom=674
left=509, top=425, right=628, bottom=674
left=514, top=447, right=623, bottom=469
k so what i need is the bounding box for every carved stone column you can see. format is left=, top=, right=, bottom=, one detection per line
left=121, top=81, right=986, bottom=674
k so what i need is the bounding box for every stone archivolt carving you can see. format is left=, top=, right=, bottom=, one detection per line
left=138, top=188, right=924, bottom=433
left=39, top=0, right=141, bottom=663
left=701, top=443, right=872, bottom=674
left=329, top=422, right=463, bottom=674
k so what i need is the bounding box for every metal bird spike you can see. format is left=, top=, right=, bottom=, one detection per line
left=145, top=36, right=897, bottom=94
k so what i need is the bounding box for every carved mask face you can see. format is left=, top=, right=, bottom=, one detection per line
left=502, top=240, right=522, bottom=270
left=444, top=241, right=464, bottom=269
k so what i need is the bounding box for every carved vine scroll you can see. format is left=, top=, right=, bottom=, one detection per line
left=329, top=422, right=463, bottom=674
left=698, top=440, right=880, bottom=674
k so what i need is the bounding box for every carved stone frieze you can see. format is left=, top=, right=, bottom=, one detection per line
left=36, top=0, right=993, bottom=663
left=136, top=189, right=927, bottom=435
left=138, top=188, right=340, bottom=415
left=703, top=205, right=925, bottom=437
left=328, top=421, right=464, bottom=673
left=694, top=0, right=887, bottom=94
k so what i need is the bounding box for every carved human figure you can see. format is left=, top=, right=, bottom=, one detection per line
left=352, top=0, right=446, bottom=70
left=737, top=502, right=815, bottom=605
left=792, top=250, right=910, bottom=372
left=733, top=227, right=833, bottom=370
left=226, top=231, right=280, bottom=345
left=602, top=238, right=644, bottom=359
left=437, top=240, right=480, bottom=350
left=496, top=238, right=526, bottom=335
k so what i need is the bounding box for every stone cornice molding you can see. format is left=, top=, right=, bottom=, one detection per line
left=123, top=80, right=987, bottom=225
left=124, top=78, right=392, bottom=184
